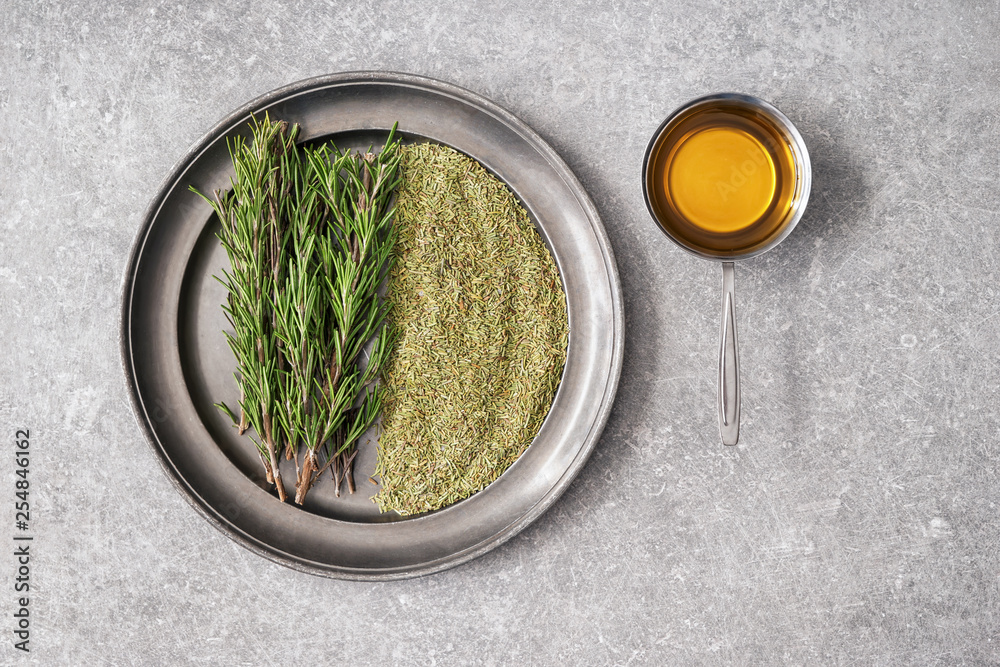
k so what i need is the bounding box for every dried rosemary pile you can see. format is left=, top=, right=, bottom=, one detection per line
left=374, top=143, right=569, bottom=515
left=195, top=115, right=401, bottom=505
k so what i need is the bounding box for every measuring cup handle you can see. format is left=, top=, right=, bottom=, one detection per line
left=719, top=262, right=740, bottom=445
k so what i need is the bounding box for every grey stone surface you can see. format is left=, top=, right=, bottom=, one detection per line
left=1, top=0, right=998, bottom=664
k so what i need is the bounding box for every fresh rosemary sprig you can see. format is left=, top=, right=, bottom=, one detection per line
left=194, top=115, right=401, bottom=504
left=286, top=137, right=402, bottom=502
left=201, top=117, right=297, bottom=502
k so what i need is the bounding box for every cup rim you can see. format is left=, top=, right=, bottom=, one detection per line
left=641, top=92, right=812, bottom=261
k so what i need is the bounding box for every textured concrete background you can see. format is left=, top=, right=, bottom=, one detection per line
left=1, top=0, right=998, bottom=664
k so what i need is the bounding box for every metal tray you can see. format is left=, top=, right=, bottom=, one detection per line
left=120, top=72, right=623, bottom=579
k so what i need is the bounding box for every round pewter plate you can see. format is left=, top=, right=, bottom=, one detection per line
left=121, top=72, right=623, bottom=579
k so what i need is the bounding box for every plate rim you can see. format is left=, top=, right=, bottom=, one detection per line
left=119, top=71, right=625, bottom=580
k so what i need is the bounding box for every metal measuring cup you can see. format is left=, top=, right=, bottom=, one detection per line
left=642, top=93, right=811, bottom=445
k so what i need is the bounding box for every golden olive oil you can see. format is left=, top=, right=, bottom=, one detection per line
left=646, top=103, right=798, bottom=254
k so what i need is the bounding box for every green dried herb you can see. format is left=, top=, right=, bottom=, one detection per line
left=193, top=115, right=401, bottom=505
left=374, top=143, right=569, bottom=515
